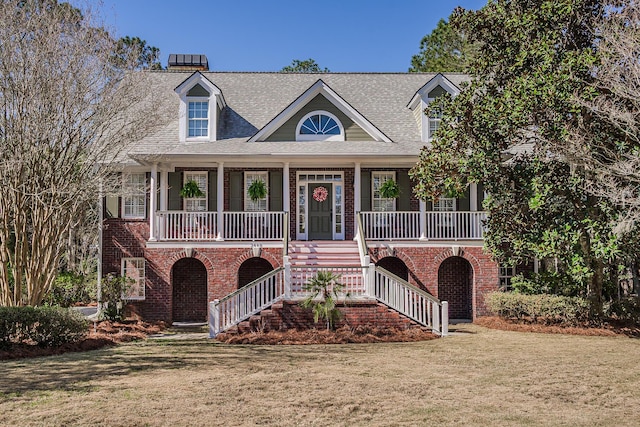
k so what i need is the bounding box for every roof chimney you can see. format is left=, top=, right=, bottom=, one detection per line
left=167, top=54, right=209, bottom=71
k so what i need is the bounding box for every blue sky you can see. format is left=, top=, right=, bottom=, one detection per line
left=100, top=0, right=486, bottom=72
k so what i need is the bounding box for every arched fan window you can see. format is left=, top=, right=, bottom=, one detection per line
left=296, top=111, right=344, bottom=141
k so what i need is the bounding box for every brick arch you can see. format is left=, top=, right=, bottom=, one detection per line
left=238, top=257, right=275, bottom=288
left=171, top=257, right=208, bottom=323
left=437, top=255, right=473, bottom=319
left=231, top=248, right=280, bottom=273
left=433, top=247, right=482, bottom=277
left=167, top=249, right=215, bottom=273
left=375, top=256, right=409, bottom=282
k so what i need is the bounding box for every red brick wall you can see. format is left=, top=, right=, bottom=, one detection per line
left=368, top=245, right=499, bottom=318
left=245, top=300, right=419, bottom=332
left=102, top=218, right=282, bottom=323
left=437, top=256, right=472, bottom=319
left=172, top=258, right=208, bottom=322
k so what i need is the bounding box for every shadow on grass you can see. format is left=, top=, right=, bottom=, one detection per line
left=0, top=338, right=385, bottom=395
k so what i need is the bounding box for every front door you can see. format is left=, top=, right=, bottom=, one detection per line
left=308, top=183, right=332, bottom=240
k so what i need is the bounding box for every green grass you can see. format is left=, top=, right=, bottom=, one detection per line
left=0, top=324, right=638, bottom=426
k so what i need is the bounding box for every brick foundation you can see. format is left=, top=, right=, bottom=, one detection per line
left=235, top=300, right=418, bottom=333
left=104, top=218, right=500, bottom=323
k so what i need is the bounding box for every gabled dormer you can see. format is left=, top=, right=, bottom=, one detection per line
left=407, top=74, right=460, bottom=142
left=174, top=72, right=226, bottom=143
left=249, top=79, right=391, bottom=143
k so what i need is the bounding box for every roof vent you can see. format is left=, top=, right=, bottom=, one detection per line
left=168, top=54, right=209, bottom=71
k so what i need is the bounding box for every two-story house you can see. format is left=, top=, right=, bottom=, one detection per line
left=101, top=54, right=502, bottom=336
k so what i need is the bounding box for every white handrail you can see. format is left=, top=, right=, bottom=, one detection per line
left=360, top=211, right=486, bottom=240
left=289, top=265, right=367, bottom=298
left=373, top=266, right=448, bottom=336
left=223, top=211, right=285, bottom=240
left=156, top=211, right=217, bottom=241
left=209, top=268, right=285, bottom=337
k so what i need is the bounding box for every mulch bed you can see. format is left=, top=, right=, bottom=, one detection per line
left=0, top=320, right=165, bottom=360
left=216, top=325, right=439, bottom=345
left=474, top=316, right=640, bottom=337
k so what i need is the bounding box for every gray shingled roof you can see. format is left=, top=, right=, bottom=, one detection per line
left=126, top=71, right=469, bottom=163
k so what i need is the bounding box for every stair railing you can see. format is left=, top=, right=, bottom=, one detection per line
left=355, top=212, right=369, bottom=267
left=209, top=267, right=285, bottom=337
left=373, top=266, right=449, bottom=336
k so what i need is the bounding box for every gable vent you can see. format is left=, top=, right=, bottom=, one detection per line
left=168, top=54, right=209, bottom=71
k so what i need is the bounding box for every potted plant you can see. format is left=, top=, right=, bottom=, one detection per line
left=379, top=178, right=400, bottom=199
left=248, top=179, right=268, bottom=201
left=180, top=180, right=204, bottom=198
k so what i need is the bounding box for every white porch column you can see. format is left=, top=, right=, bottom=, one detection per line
left=469, top=183, right=478, bottom=211
left=159, top=170, right=168, bottom=211
left=354, top=162, right=361, bottom=235
left=419, top=199, right=427, bottom=240
left=216, top=162, right=224, bottom=240
left=283, top=162, right=290, bottom=213
left=149, top=163, right=158, bottom=241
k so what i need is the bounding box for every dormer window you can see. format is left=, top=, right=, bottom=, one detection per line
left=175, top=73, right=225, bottom=142
left=296, top=111, right=344, bottom=141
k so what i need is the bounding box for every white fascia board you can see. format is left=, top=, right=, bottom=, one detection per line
left=249, top=79, right=391, bottom=143
left=407, top=73, right=461, bottom=110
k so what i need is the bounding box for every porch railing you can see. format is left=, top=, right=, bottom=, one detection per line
left=223, top=211, right=285, bottom=240
left=360, top=211, right=486, bottom=240
left=155, top=211, right=286, bottom=241
left=289, top=265, right=368, bottom=298
left=156, top=211, right=218, bottom=241
left=209, top=268, right=285, bottom=337
left=374, top=266, right=448, bottom=335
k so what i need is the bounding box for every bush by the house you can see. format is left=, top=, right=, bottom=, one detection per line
left=608, top=296, right=640, bottom=323
left=100, top=273, right=133, bottom=321
left=510, top=272, right=583, bottom=297
left=486, top=292, right=590, bottom=325
left=44, top=271, right=97, bottom=307
left=0, top=306, right=87, bottom=349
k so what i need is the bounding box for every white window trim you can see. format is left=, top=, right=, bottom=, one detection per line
left=244, top=171, right=269, bottom=212
left=499, top=265, right=516, bottom=291
left=186, top=98, right=210, bottom=140
left=372, top=171, right=396, bottom=212
left=295, top=172, right=344, bottom=241
left=175, top=73, right=224, bottom=143
left=183, top=171, right=208, bottom=212
left=122, top=173, right=146, bottom=219
left=433, top=197, right=456, bottom=212
left=427, top=98, right=443, bottom=141
left=121, top=257, right=145, bottom=300
left=295, top=110, right=345, bottom=142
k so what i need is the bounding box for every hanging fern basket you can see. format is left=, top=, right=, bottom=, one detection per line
left=379, top=179, right=400, bottom=199
left=180, top=180, right=205, bottom=198
left=248, top=179, right=268, bottom=202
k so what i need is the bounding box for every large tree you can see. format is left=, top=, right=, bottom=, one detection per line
left=0, top=0, right=165, bottom=306
left=410, top=0, right=623, bottom=316
left=409, top=17, right=477, bottom=72
left=281, top=58, right=330, bottom=73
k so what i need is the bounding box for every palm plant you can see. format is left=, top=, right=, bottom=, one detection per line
left=300, top=271, right=347, bottom=330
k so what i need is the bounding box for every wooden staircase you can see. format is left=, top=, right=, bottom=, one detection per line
left=287, top=240, right=362, bottom=267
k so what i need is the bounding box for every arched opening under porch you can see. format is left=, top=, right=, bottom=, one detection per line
left=238, top=257, right=275, bottom=288
left=171, top=258, right=208, bottom=323
left=437, top=256, right=473, bottom=320
left=376, top=256, right=409, bottom=282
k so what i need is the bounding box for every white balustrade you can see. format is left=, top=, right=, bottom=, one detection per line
left=373, top=267, right=448, bottom=335
left=289, top=266, right=367, bottom=298
left=360, top=211, right=486, bottom=240
left=209, top=268, right=285, bottom=337
left=156, top=211, right=217, bottom=241
left=223, top=211, right=285, bottom=240
left=155, top=211, right=286, bottom=241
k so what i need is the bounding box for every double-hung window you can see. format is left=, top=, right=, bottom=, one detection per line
left=372, top=171, right=396, bottom=212
left=433, top=197, right=456, bottom=212
left=123, top=173, right=146, bottom=219
left=184, top=172, right=208, bottom=211
left=121, top=258, right=145, bottom=300
left=245, top=172, right=268, bottom=212
left=188, top=101, right=209, bottom=138
left=499, top=265, right=516, bottom=291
